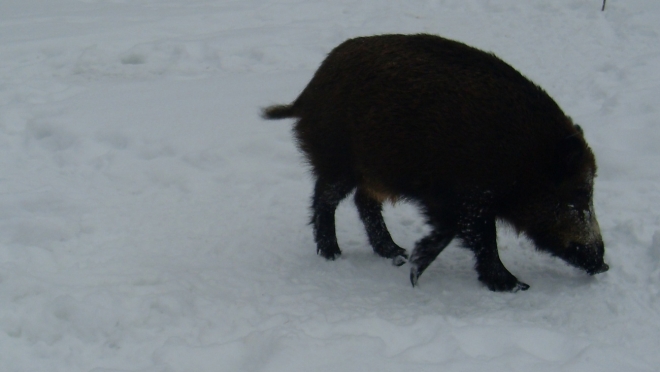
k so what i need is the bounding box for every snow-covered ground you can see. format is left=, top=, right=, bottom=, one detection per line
left=1, top=0, right=660, bottom=371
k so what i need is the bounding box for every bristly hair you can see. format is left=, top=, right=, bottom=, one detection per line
left=261, top=104, right=296, bottom=119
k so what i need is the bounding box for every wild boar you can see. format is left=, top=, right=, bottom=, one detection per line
left=262, top=34, right=608, bottom=292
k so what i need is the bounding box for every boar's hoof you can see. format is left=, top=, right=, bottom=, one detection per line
left=317, top=244, right=342, bottom=260
left=377, top=244, right=408, bottom=266
left=392, top=254, right=408, bottom=267
left=479, top=272, right=530, bottom=292
left=410, top=264, right=428, bottom=287
left=512, top=282, right=530, bottom=292
left=373, top=243, right=408, bottom=263
left=484, top=279, right=530, bottom=292
left=410, top=267, right=420, bottom=288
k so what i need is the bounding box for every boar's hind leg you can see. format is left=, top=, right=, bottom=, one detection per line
left=459, top=217, right=530, bottom=292
left=354, top=188, right=408, bottom=266
left=311, top=177, right=355, bottom=260
left=409, top=228, right=455, bottom=287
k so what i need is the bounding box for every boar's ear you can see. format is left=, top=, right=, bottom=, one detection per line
left=556, top=135, right=585, bottom=181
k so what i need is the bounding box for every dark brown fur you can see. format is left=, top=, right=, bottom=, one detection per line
left=263, top=34, right=608, bottom=292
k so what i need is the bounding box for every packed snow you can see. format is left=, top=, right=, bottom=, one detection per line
left=1, top=0, right=660, bottom=371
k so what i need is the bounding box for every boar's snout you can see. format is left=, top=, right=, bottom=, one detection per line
left=589, top=262, right=610, bottom=275
left=563, top=241, right=608, bottom=275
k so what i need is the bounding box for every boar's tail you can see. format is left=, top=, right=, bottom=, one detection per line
left=261, top=104, right=297, bottom=120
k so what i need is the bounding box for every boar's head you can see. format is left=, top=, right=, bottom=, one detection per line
left=515, top=129, right=609, bottom=275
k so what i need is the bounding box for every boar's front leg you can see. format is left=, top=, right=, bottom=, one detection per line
left=459, top=216, right=530, bottom=292
left=409, top=228, right=455, bottom=287
left=354, top=188, right=408, bottom=266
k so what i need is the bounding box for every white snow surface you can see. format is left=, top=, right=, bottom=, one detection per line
left=1, top=1, right=660, bottom=371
